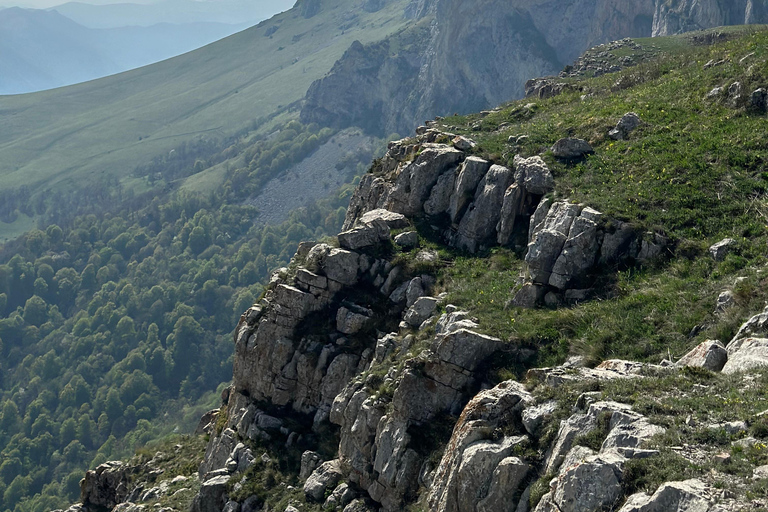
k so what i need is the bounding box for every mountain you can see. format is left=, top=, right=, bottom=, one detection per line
left=301, top=0, right=768, bottom=136
left=0, top=0, right=415, bottom=203
left=51, top=0, right=296, bottom=28
left=0, top=7, right=250, bottom=95
left=1, top=0, right=767, bottom=205
left=59, top=25, right=768, bottom=512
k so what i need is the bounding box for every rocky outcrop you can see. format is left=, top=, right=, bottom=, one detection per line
left=329, top=327, right=505, bottom=510
left=427, top=381, right=534, bottom=512
left=344, top=134, right=556, bottom=257
left=517, top=199, right=667, bottom=306
left=81, top=462, right=132, bottom=511
left=619, top=479, right=722, bottom=511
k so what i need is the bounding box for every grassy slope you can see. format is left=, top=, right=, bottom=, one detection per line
left=0, top=0, right=412, bottom=195
left=403, top=26, right=768, bottom=368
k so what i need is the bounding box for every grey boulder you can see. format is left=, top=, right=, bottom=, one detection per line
left=551, top=138, right=594, bottom=159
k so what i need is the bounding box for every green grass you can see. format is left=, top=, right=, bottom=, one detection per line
left=418, top=28, right=768, bottom=368
left=0, top=214, right=35, bottom=243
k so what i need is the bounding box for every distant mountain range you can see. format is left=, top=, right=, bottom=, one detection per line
left=51, top=0, right=295, bottom=28
left=0, top=2, right=293, bottom=95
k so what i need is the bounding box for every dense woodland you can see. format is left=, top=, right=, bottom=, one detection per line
left=0, top=119, right=379, bottom=512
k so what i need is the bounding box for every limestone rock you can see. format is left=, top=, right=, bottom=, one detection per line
left=722, top=337, right=768, bottom=374
left=552, top=450, right=625, bottom=512
left=80, top=461, right=131, bottom=510
left=403, top=296, right=439, bottom=328
left=453, top=135, right=477, bottom=151
left=358, top=209, right=409, bottom=229
left=601, top=416, right=665, bottom=455
left=425, top=167, right=459, bottom=216
left=729, top=306, right=768, bottom=346
left=476, top=457, right=530, bottom=512
left=448, top=157, right=492, bottom=223
left=338, top=220, right=390, bottom=250
left=324, top=482, right=358, bottom=509
left=405, top=277, right=426, bottom=307
left=514, top=155, right=554, bottom=195
left=496, top=183, right=524, bottom=246
left=199, top=429, right=237, bottom=477
left=304, top=460, right=344, bottom=502
left=433, top=329, right=502, bottom=371
left=549, top=213, right=601, bottom=290
left=324, top=249, right=361, bottom=285
left=337, top=305, right=373, bottom=335
left=708, top=238, right=736, bottom=261
left=526, top=201, right=582, bottom=280
left=455, top=164, right=514, bottom=252
left=428, top=381, right=534, bottom=512
left=387, top=145, right=464, bottom=216
left=551, top=138, right=594, bottom=159
left=676, top=340, right=727, bottom=372
left=618, top=479, right=715, bottom=512
left=191, top=475, right=231, bottom=512
left=522, top=400, right=558, bottom=436
left=394, top=231, right=419, bottom=249
left=609, top=112, right=642, bottom=140
left=300, top=451, right=323, bottom=481
left=435, top=309, right=479, bottom=334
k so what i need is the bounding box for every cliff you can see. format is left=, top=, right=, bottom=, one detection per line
left=301, top=0, right=768, bottom=136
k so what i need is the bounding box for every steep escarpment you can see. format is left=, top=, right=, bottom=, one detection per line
left=653, top=0, right=768, bottom=36
left=301, top=0, right=768, bottom=136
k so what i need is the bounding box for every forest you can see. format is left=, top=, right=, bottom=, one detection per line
left=0, top=119, right=381, bottom=512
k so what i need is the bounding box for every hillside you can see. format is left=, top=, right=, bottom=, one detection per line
left=3, top=0, right=766, bottom=217
left=51, top=26, right=768, bottom=512
left=0, top=0, right=414, bottom=198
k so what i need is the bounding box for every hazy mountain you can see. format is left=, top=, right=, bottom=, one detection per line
left=0, top=7, right=254, bottom=94
left=52, top=0, right=296, bottom=28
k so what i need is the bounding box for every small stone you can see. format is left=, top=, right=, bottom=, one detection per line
left=608, top=112, right=641, bottom=140
left=676, top=340, right=728, bottom=372
left=706, top=86, right=723, bottom=99
left=551, top=137, right=594, bottom=159
left=715, top=291, right=735, bottom=313
left=452, top=136, right=477, bottom=151
left=751, top=88, right=768, bottom=113
left=709, top=238, right=736, bottom=261
left=713, top=452, right=731, bottom=464
left=394, top=231, right=419, bottom=249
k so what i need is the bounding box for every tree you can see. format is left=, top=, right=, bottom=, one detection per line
left=60, top=418, right=77, bottom=446
left=105, top=389, right=123, bottom=422
left=22, top=296, right=47, bottom=326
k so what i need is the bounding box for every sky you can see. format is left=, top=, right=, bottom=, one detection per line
left=2, top=0, right=154, bottom=8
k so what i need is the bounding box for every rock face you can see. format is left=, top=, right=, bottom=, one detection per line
left=302, top=0, right=663, bottom=136
left=427, top=381, right=534, bottom=512
left=652, top=0, right=768, bottom=36
left=81, top=462, right=131, bottom=510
